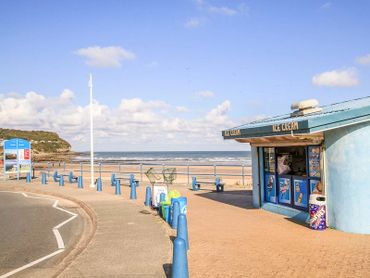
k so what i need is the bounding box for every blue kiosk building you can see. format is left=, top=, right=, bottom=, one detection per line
left=222, top=97, right=370, bottom=234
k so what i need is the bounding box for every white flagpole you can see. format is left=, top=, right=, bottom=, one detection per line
left=88, top=74, right=94, bottom=188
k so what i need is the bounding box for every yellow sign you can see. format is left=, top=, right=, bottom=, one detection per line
left=224, top=129, right=241, bottom=137
left=272, top=121, right=299, bottom=132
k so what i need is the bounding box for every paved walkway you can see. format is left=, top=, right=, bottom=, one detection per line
left=0, top=181, right=172, bottom=278
left=98, top=182, right=370, bottom=277
left=2, top=178, right=370, bottom=277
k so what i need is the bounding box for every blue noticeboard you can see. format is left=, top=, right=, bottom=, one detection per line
left=3, top=138, right=32, bottom=180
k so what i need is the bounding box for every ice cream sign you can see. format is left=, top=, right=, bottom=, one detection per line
left=223, top=129, right=241, bottom=137
left=272, top=121, right=299, bottom=133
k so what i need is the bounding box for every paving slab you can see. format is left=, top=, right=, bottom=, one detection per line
left=0, top=181, right=172, bottom=278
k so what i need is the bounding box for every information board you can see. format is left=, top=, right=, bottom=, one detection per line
left=3, top=138, right=32, bottom=179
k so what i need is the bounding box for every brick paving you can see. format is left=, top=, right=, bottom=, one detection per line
left=115, top=183, right=370, bottom=278
left=2, top=178, right=369, bottom=277
left=180, top=188, right=370, bottom=278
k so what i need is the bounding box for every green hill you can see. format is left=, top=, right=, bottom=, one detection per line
left=0, top=128, right=72, bottom=156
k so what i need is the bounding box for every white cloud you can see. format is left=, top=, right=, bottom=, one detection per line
left=0, top=91, right=234, bottom=150
left=185, top=17, right=204, bottom=28
left=355, top=54, right=370, bottom=65
left=176, top=106, right=190, bottom=113
left=60, top=89, right=74, bottom=100
left=312, top=68, right=359, bottom=87
left=206, top=100, right=231, bottom=125
left=208, top=6, right=238, bottom=16
left=196, top=90, right=215, bottom=99
left=321, top=2, right=332, bottom=9
left=208, top=3, right=247, bottom=16
left=74, top=46, right=135, bottom=68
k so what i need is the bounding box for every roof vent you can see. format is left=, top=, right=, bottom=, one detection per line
left=290, top=99, right=322, bottom=117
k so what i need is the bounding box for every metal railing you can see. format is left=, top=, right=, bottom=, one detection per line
left=31, top=161, right=252, bottom=187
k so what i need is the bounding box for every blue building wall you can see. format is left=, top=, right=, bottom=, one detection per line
left=251, top=146, right=261, bottom=208
left=325, top=122, right=370, bottom=234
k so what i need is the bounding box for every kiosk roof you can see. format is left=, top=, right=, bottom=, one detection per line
left=223, top=96, right=370, bottom=140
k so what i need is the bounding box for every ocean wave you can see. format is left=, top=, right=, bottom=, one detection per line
left=72, top=154, right=251, bottom=165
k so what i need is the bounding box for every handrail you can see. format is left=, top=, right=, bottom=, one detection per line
left=31, top=161, right=252, bottom=186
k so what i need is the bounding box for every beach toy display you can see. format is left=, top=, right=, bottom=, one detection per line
left=309, top=194, right=327, bottom=230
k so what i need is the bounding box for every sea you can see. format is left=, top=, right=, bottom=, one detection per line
left=73, top=151, right=251, bottom=165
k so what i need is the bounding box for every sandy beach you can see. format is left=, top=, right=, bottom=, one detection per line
left=32, top=162, right=253, bottom=189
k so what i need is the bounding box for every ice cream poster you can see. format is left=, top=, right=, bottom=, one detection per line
left=264, top=173, right=276, bottom=203
left=308, top=146, right=321, bottom=178
left=278, top=177, right=291, bottom=204
left=310, top=179, right=323, bottom=194
left=294, top=179, right=308, bottom=208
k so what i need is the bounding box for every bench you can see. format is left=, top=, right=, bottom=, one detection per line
left=111, top=173, right=139, bottom=187
left=191, top=176, right=225, bottom=192
left=53, top=171, right=78, bottom=183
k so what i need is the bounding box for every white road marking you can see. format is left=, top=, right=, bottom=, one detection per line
left=0, top=249, right=64, bottom=278
left=0, top=191, right=79, bottom=278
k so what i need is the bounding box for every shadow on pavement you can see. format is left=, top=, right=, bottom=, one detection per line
left=194, top=189, right=255, bottom=209
left=163, top=263, right=171, bottom=278
left=284, top=213, right=310, bottom=229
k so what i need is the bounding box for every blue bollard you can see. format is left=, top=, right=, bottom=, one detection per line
left=111, top=173, right=115, bottom=186
left=115, top=179, right=121, bottom=195
left=177, top=214, right=189, bottom=250
left=26, top=172, right=31, bottom=183
left=78, top=176, right=83, bottom=188
left=41, top=172, right=47, bottom=185
left=69, top=171, right=74, bottom=183
left=164, top=205, right=170, bottom=223
left=191, top=177, right=198, bottom=191
left=172, top=238, right=189, bottom=278
left=145, top=186, right=152, bottom=207
left=97, top=178, right=102, bottom=192
left=129, top=174, right=134, bottom=187
left=159, top=193, right=166, bottom=217
left=130, top=180, right=137, bottom=200
left=171, top=201, right=180, bottom=229
left=53, top=171, right=59, bottom=182
left=59, top=175, right=64, bottom=186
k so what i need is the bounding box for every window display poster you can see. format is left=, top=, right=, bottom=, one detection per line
left=308, top=146, right=321, bottom=178
left=278, top=177, right=291, bottom=204
left=263, top=148, right=275, bottom=173
left=294, top=179, right=308, bottom=208
left=310, top=179, right=323, bottom=194
left=264, top=174, right=276, bottom=203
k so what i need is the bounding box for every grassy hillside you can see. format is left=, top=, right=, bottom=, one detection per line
left=0, top=128, right=71, bottom=154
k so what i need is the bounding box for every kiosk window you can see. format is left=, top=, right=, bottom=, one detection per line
left=263, top=148, right=275, bottom=173
left=276, top=147, right=307, bottom=176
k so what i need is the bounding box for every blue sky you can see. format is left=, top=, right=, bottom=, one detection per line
left=1, top=0, right=370, bottom=151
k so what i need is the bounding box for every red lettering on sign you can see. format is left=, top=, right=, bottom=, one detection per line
left=24, top=149, right=30, bottom=160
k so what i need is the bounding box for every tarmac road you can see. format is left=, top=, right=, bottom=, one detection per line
left=0, top=192, right=83, bottom=277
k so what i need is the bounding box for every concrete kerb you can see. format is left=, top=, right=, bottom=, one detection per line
left=2, top=182, right=175, bottom=277
left=0, top=184, right=97, bottom=277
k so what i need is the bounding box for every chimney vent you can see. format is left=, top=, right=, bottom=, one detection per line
left=291, top=99, right=322, bottom=117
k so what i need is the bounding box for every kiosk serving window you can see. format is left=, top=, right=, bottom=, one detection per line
left=263, top=146, right=322, bottom=211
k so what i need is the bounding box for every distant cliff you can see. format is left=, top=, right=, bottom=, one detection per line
left=0, top=128, right=74, bottom=161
